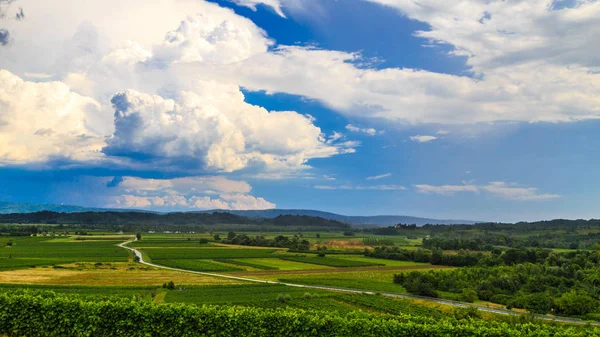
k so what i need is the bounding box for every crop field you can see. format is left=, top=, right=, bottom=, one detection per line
left=335, top=256, right=430, bottom=267
left=128, top=240, right=215, bottom=248
left=142, top=247, right=278, bottom=260
left=280, top=255, right=385, bottom=268
left=250, top=267, right=447, bottom=293
left=155, top=259, right=244, bottom=272
left=214, top=259, right=279, bottom=270
left=0, top=237, right=129, bottom=270
left=164, top=284, right=334, bottom=304
left=228, top=258, right=332, bottom=270
left=0, top=262, right=245, bottom=286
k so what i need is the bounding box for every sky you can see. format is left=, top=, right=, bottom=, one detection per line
left=0, top=0, right=599, bottom=222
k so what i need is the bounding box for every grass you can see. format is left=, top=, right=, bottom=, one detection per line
left=334, top=256, right=429, bottom=267
left=230, top=258, right=332, bottom=271
left=163, top=284, right=333, bottom=304
left=0, top=237, right=129, bottom=269
left=144, top=247, right=277, bottom=260
left=0, top=283, right=156, bottom=300
left=0, top=262, right=245, bottom=286
left=254, top=268, right=444, bottom=293
left=154, top=259, right=244, bottom=272
left=214, top=259, right=279, bottom=271
left=280, top=255, right=384, bottom=268
left=128, top=240, right=214, bottom=248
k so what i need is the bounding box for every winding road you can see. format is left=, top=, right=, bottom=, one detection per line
left=118, top=240, right=598, bottom=326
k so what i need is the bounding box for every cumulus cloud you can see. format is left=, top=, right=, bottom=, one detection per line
left=366, top=173, right=391, bottom=180
left=0, top=70, right=104, bottom=164
left=410, top=135, right=437, bottom=143
left=415, top=182, right=559, bottom=201
left=104, top=87, right=352, bottom=172
left=118, top=176, right=251, bottom=194
left=314, top=184, right=406, bottom=191
left=109, top=176, right=275, bottom=210
left=150, top=12, right=271, bottom=66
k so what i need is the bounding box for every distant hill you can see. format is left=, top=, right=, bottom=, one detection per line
left=0, top=201, right=141, bottom=214
left=0, top=211, right=350, bottom=231
left=0, top=202, right=478, bottom=227
left=195, top=209, right=478, bottom=226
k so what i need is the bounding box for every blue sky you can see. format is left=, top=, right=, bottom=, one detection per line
left=0, top=0, right=599, bottom=222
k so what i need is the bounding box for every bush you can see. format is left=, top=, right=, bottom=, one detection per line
left=303, top=293, right=312, bottom=299
left=163, top=281, right=176, bottom=290
left=453, top=306, right=482, bottom=320
left=198, top=238, right=209, bottom=244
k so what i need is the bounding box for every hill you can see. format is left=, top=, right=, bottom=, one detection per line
left=196, top=209, right=478, bottom=226
left=0, top=202, right=478, bottom=226
left=0, top=211, right=351, bottom=231
left=0, top=201, right=139, bottom=214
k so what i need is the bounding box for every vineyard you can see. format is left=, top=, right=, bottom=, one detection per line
left=1, top=291, right=598, bottom=337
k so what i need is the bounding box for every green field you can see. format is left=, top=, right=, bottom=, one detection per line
left=143, top=247, right=278, bottom=260
left=129, top=240, right=214, bottom=248
left=153, top=259, right=245, bottom=272
left=0, top=237, right=129, bottom=270
left=229, top=258, right=332, bottom=270
left=280, top=255, right=385, bottom=268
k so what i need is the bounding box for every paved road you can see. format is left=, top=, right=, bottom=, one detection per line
left=118, top=240, right=598, bottom=326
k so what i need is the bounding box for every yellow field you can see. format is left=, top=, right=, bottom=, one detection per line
left=0, top=263, right=245, bottom=286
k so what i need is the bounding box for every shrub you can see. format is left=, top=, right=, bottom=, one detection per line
left=453, top=306, right=482, bottom=320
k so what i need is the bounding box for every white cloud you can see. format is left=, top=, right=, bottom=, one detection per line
left=150, top=12, right=271, bottom=66
left=119, top=176, right=251, bottom=194
left=6, top=0, right=598, bottom=175
left=410, top=135, right=438, bottom=143
left=105, top=88, right=352, bottom=172
left=4, top=0, right=600, bottom=130
left=0, top=70, right=105, bottom=164
left=314, top=184, right=406, bottom=191
left=231, top=0, right=287, bottom=17
left=415, top=181, right=560, bottom=201
left=366, top=173, right=391, bottom=180
left=481, top=182, right=560, bottom=201
left=109, top=176, right=275, bottom=210
left=345, top=124, right=382, bottom=136
left=414, top=184, right=479, bottom=196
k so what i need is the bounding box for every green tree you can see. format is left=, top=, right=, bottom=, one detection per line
left=555, top=290, right=596, bottom=316
left=135, top=232, right=142, bottom=241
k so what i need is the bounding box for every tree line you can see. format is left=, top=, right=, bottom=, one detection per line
left=392, top=249, right=600, bottom=318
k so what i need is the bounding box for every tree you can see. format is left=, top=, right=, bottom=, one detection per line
left=227, top=231, right=236, bottom=240
left=555, top=290, right=596, bottom=316
left=213, top=234, right=221, bottom=241
left=166, top=281, right=175, bottom=290
left=135, top=232, right=142, bottom=241
left=316, top=233, right=320, bottom=238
